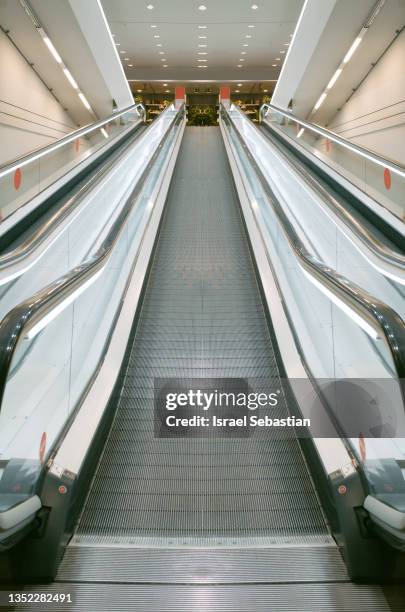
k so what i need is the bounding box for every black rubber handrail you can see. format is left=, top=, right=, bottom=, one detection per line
left=0, top=114, right=146, bottom=279
left=260, top=102, right=405, bottom=177
left=0, top=103, right=146, bottom=179
left=221, top=105, right=405, bottom=380
left=0, top=106, right=185, bottom=411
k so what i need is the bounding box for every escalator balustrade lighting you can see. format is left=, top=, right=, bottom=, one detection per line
left=301, top=267, right=379, bottom=340
left=25, top=266, right=106, bottom=340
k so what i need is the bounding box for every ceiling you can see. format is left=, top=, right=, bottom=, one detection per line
left=101, top=0, right=304, bottom=82
left=129, top=80, right=276, bottom=96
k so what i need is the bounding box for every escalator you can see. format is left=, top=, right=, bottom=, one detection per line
left=69, top=127, right=327, bottom=544
left=1, top=113, right=405, bottom=610
left=258, top=103, right=405, bottom=254
left=0, top=104, right=146, bottom=254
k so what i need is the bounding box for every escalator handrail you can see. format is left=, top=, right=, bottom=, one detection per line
left=222, top=105, right=405, bottom=380
left=258, top=117, right=405, bottom=279
left=259, top=103, right=405, bottom=179
left=0, top=105, right=185, bottom=412
left=0, top=103, right=146, bottom=180
left=0, top=111, right=147, bottom=285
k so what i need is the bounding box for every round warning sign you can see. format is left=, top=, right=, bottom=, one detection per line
left=338, top=484, right=347, bottom=495
left=39, top=432, right=47, bottom=464
left=359, top=433, right=366, bottom=463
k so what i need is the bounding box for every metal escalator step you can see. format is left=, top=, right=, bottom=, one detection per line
left=57, top=545, right=347, bottom=583
left=15, top=583, right=403, bottom=612
left=76, top=127, right=327, bottom=543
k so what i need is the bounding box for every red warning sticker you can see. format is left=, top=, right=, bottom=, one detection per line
left=359, top=433, right=366, bottom=463
left=384, top=168, right=391, bottom=190
left=39, top=432, right=47, bottom=464
left=338, top=484, right=347, bottom=495
left=13, top=168, right=22, bottom=190
left=58, top=485, right=67, bottom=495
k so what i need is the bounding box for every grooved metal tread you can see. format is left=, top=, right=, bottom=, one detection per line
left=57, top=545, right=347, bottom=583
left=76, top=127, right=327, bottom=542
left=14, top=583, right=405, bottom=612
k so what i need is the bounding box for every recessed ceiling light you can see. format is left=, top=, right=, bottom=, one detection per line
left=248, top=24, right=255, bottom=28
left=263, top=89, right=268, bottom=92
left=198, top=35, right=207, bottom=38
left=245, top=35, right=252, bottom=38
left=146, top=4, right=154, bottom=9
left=198, top=25, right=207, bottom=28
left=124, top=57, right=130, bottom=60
left=161, top=58, right=166, bottom=61
left=251, top=4, right=259, bottom=9
left=156, top=43, right=162, bottom=46
left=159, top=51, right=165, bottom=54
left=120, top=50, right=125, bottom=54
left=237, top=83, right=242, bottom=86
left=151, top=24, right=157, bottom=28
left=197, top=65, right=208, bottom=68
left=241, top=51, right=247, bottom=55
left=275, top=57, right=280, bottom=60
left=163, top=64, right=168, bottom=67
left=237, top=64, right=243, bottom=67
left=284, top=42, right=289, bottom=46
left=235, top=89, right=240, bottom=92
left=243, top=44, right=249, bottom=47
left=115, top=43, right=120, bottom=46
left=128, top=64, right=134, bottom=67
left=280, top=50, right=285, bottom=54
left=272, top=64, right=277, bottom=67
left=163, top=83, right=168, bottom=86
left=165, top=89, right=170, bottom=92
left=197, top=59, right=207, bottom=61
left=154, top=35, right=160, bottom=38
left=198, top=44, right=207, bottom=47
left=137, top=89, right=142, bottom=92
left=198, top=4, right=207, bottom=10
left=198, top=51, right=207, bottom=55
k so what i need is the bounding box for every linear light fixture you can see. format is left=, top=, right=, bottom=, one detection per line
left=314, top=92, right=327, bottom=110
left=78, top=93, right=91, bottom=110
left=326, top=68, right=342, bottom=90
left=100, top=127, right=109, bottom=139
left=42, top=35, right=62, bottom=63
left=26, top=267, right=106, bottom=340
left=301, top=268, right=379, bottom=340
left=297, top=128, right=305, bottom=138
left=63, top=68, right=78, bottom=89
left=343, top=36, right=362, bottom=63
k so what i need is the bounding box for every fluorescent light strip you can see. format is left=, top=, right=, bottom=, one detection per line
left=26, top=267, right=105, bottom=340
left=96, top=0, right=133, bottom=99
left=78, top=92, right=92, bottom=110
left=326, top=68, right=342, bottom=90
left=272, top=0, right=309, bottom=101
left=42, top=35, right=62, bottom=63
left=297, top=127, right=305, bottom=138
left=343, top=36, right=362, bottom=63
left=100, top=127, right=109, bottom=138
left=301, top=268, right=379, bottom=340
left=63, top=68, right=78, bottom=89
left=314, top=92, right=327, bottom=110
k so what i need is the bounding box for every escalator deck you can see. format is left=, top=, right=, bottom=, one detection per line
left=74, top=126, right=328, bottom=546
